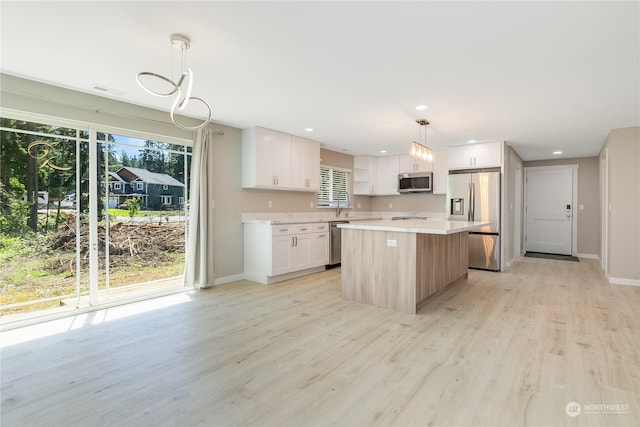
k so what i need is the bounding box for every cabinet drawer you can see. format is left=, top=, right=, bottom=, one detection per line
left=293, top=224, right=314, bottom=234
left=312, top=223, right=329, bottom=232
left=271, top=223, right=320, bottom=235
left=272, top=225, right=296, bottom=236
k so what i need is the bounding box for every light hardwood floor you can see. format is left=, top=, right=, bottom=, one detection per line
left=1, top=257, right=638, bottom=426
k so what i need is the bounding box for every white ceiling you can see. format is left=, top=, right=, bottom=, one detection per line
left=1, top=1, right=638, bottom=160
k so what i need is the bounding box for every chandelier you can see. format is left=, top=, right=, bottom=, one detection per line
left=136, top=34, right=212, bottom=130
left=410, top=119, right=433, bottom=161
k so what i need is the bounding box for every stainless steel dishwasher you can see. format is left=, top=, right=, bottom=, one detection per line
left=328, top=220, right=349, bottom=266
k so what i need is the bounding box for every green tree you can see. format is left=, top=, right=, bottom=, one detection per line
left=124, top=198, right=140, bottom=218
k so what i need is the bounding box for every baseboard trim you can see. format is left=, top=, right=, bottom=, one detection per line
left=243, top=266, right=327, bottom=285
left=213, top=274, right=245, bottom=286
left=608, top=276, right=640, bottom=286
left=577, top=253, right=599, bottom=260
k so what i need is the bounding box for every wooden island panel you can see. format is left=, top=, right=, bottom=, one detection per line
left=415, top=231, right=468, bottom=309
left=341, top=228, right=417, bottom=314
left=341, top=228, right=469, bottom=314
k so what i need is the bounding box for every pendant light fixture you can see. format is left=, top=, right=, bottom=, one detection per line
left=410, top=119, right=433, bottom=161
left=136, top=34, right=212, bottom=130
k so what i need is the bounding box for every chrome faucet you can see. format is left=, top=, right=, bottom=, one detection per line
left=336, top=190, right=350, bottom=217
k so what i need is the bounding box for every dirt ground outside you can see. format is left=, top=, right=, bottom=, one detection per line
left=0, top=219, right=186, bottom=315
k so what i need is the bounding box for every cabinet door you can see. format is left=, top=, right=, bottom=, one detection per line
left=312, top=232, right=329, bottom=266
left=399, top=154, right=416, bottom=173
left=291, top=233, right=313, bottom=271
left=399, top=154, right=432, bottom=173
left=448, top=145, right=474, bottom=170
left=271, top=234, right=293, bottom=276
left=375, top=157, right=388, bottom=195
left=432, top=149, right=448, bottom=194
left=253, top=128, right=292, bottom=187
left=385, top=155, right=400, bottom=195
left=291, top=136, right=320, bottom=191
left=271, top=130, right=292, bottom=187
left=473, top=141, right=502, bottom=168
left=254, top=127, right=275, bottom=186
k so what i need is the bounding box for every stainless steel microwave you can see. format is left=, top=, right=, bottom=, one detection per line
left=398, top=172, right=433, bottom=193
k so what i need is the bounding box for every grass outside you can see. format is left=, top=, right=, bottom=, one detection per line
left=107, top=208, right=186, bottom=218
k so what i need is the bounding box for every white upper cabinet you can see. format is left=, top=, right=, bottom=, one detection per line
left=432, top=149, right=448, bottom=194
left=354, top=155, right=399, bottom=195
left=399, top=154, right=432, bottom=173
left=448, top=141, right=503, bottom=170
left=291, top=136, right=320, bottom=191
left=242, top=127, right=320, bottom=192
left=353, top=155, right=376, bottom=195
left=376, top=155, right=400, bottom=195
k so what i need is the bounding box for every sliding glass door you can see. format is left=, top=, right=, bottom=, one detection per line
left=0, top=117, right=191, bottom=319
left=91, top=130, right=191, bottom=304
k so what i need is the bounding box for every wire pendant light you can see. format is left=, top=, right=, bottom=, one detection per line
left=410, top=119, right=433, bottom=161
left=136, top=34, right=212, bottom=130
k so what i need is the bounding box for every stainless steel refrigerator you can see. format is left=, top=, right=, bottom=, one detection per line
left=447, top=170, right=501, bottom=271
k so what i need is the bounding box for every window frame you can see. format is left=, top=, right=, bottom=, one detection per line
left=317, top=165, right=351, bottom=208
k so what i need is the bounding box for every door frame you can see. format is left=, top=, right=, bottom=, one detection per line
left=514, top=165, right=523, bottom=257
left=600, top=150, right=608, bottom=274
left=524, top=165, right=579, bottom=256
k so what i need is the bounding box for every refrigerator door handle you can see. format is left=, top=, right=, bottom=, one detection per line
left=469, top=182, right=475, bottom=222
left=468, top=183, right=472, bottom=221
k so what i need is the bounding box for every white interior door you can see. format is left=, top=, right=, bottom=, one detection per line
left=525, top=167, right=575, bottom=255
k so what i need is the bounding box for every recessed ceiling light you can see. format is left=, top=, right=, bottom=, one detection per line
left=380, top=150, right=387, bottom=154
left=416, top=105, right=428, bottom=110
left=305, top=128, right=314, bottom=132
left=467, top=139, right=477, bottom=143
left=553, top=151, right=563, bottom=155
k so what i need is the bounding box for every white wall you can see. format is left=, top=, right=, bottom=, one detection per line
left=600, top=126, right=640, bottom=284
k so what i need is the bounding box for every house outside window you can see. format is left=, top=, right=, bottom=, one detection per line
left=178, top=197, right=184, bottom=205
left=162, top=184, right=168, bottom=190
left=318, top=166, right=351, bottom=207
left=113, top=182, right=121, bottom=190
left=137, top=182, right=144, bottom=191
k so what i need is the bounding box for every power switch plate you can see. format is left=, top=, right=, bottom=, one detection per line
left=387, top=240, right=397, bottom=247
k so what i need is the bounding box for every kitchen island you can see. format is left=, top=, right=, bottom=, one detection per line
left=338, top=219, right=488, bottom=314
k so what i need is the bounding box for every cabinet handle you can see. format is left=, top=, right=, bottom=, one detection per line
left=291, top=236, right=295, bottom=246
left=300, top=227, right=308, bottom=231
left=318, top=234, right=326, bottom=238
left=279, top=228, right=289, bottom=232
left=295, top=236, right=298, bottom=246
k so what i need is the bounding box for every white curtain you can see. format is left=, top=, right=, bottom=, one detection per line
left=185, top=128, right=216, bottom=288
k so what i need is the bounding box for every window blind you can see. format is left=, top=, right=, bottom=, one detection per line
left=318, top=166, right=350, bottom=206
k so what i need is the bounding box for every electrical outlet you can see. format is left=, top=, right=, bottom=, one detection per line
left=310, top=201, right=314, bottom=208
left=357, top=202, right=361, bottom=209
left=389, top=203, right=393, bottom=209
left=268, top=200, right=272, bottom=208
left=387, top=240, right=397, bottom=247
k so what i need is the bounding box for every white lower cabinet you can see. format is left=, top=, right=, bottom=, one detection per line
left=244, top=222, right=329, bottom=284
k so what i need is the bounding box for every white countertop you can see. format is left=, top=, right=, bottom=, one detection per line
left=242, top=216, right=381, bottom=225
left=241, top=211, right=446, bottom=225
left=337, top=219, right=490, bottom=235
